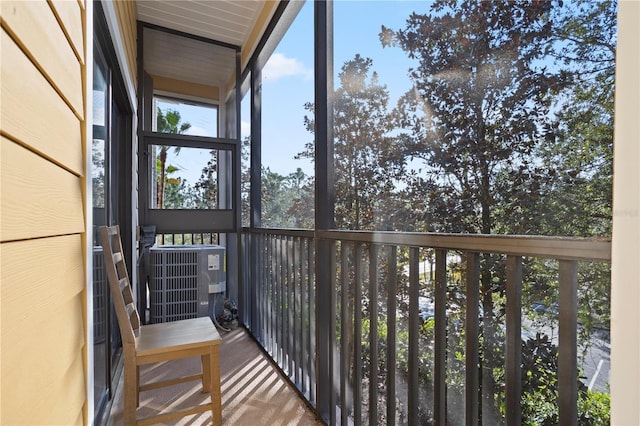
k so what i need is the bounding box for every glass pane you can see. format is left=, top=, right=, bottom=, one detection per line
left=92, top=63, right=107, bottom=127
left=92, top=59, right=108, bottom=411
left=154, top=97, right=218, bottom=137
left=92, top=139, right=106, bottom=209
left=241, top=74, right=251, bottom=227
left=150, top=145, right=222, bottom=209
left=331, top=1, right=615, bottom=424
left=261, top=0, right=314, bottom=228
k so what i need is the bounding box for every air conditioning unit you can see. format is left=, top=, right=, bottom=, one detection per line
left=148, top=245, right=226, bottom=324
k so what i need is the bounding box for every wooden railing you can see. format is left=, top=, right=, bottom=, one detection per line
left=240, top=228, right=611, bottom=426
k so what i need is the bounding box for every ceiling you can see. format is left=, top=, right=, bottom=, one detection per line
left=137, top=0, right=275, bottom=95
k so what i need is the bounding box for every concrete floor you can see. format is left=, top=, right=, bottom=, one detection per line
left=107, top=325, right=324, bottom=426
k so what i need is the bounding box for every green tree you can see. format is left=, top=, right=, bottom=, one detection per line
left=91, top=140, right=105, bottom=208
left=531, top=4, right=615, bottom=421
left=162, top=169, right=187, bottom=209
left=380, top=0, right=566, bottom=422
left=300, top=55, right=402, bottom=230
left=381, top=1, right=565, bottom=236
left=191, top=151, right=219, bottom=209
left=281, top=168, right=314, bottom=229
left=377, top=1, right=616, bottom=422
left=261, top=167, right=312, bottom=228
left=381, top=1, right=566, bottom=420
left=541, top=0, right=616, bottom=237
left=240, top=136, right=251, bottom=226
left=155, top=107, right=191, bottom=208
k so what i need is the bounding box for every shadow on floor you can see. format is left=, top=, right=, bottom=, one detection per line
left=107, top=326, right=324, bottom=425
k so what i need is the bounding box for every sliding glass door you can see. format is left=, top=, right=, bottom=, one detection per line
left=92, top=4, right=133, bottom=422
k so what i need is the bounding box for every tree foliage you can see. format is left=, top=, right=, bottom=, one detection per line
left=381, top=0, right=567, bottom=235
left=155, top=107, right=191, bottom=208
left=191, top=151, right=219, bottom=209
left=380, top=3, right=572, bottom=420
left=261, top=167, right=313, bottom=228
left=537, top=0, right=616, bottom=237
left=300, top=55, right=402, bottom=230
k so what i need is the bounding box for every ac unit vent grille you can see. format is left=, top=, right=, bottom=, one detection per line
left=149, top=245, right=226, bottom=323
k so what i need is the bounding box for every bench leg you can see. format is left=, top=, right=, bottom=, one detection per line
left=209, top=347, right=222, bottom=426
left=201, top=354, right=211, bottom=392
left=124, top=359, right=138, bottom=425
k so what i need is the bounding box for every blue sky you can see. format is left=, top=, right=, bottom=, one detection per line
left=163, top=1, right=428, bottom=184
left=161, top=0, right=602, bottom=185
left=259, top=0, right=423, bottom=177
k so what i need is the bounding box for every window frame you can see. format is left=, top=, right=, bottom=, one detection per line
left=140, top=131, right=238, bottom=233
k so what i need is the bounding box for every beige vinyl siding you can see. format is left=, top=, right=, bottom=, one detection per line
left=114, top=0, right=137, bottom=89
left=1, top=137, right=84, bottom=241
left=1, top=236, right=86, bottom=423
left=50, top=0, right=85, bottom=64
left=2, top=1, right=84, bottom=118
left=0, top=0, right=87, bottom=424
left=1, top=30, right=83, bottom=175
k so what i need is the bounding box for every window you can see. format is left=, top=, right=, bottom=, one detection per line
left=258, top=1, right=314, bottom=229
left=148, top=96, right=223, bottom=210
left=140, top=95, right=237, bottom=233
left=149, top=145, right=222, bottom=210
left=153, top=96, right=218, bottom=137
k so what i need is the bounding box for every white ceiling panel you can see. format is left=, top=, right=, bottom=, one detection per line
left=143, top=28, right=236, bottom=87
left=137, top=0, right=265, bottom=47
left=138, top=1, right=271, bottom=94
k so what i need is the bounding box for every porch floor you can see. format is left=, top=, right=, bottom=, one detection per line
left=107, top=325, right=324, bottom=425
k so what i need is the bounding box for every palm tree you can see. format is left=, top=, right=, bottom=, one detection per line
left=156, top=107, right=191, bottom=207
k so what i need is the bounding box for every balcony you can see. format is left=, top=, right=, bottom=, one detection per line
left=104, top=228, right=609, bottom=425
left=107, top=326, right=323, bottom=425
left=237, top=228, right=610, bottom=425
left=93, top=1, right=634, bottom=425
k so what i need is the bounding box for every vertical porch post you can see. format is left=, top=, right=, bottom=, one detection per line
left=611, top=3, right=640, bottom=425
left=465, top=252, right=480, bottom=426
left=505, top=255, right=522, bottom=426
left=234, top=49, right=246, bottom=327
left=434, top=249, right=448, bottom=426
left=250, top=65, right=262, bottom=229
left=315, top=0, right=335, bottom=421
left=558, top=260, right=578, bottom=426
left=248, top=36, right=262, bottom=335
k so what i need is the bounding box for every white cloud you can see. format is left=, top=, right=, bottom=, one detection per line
left=185, top=126, right=211, bottom=137
left=241, top=121, right=250, bottom=139
left=262, top=53, right=313, bottom=83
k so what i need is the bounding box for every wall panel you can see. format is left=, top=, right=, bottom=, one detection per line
left=0, top=235, right=85, bottom=425
left=49, top=0, right=85, bottom=63
left=153, top=74, right=220, bottom=101
left=0, top=29, right=83, bottom=175
left=0, top=0, right=87, bottom=424
left=1, top=138, right=84, bottom=242
left=1, top=0, right=84, bottom=118
left=114, top=0, right=137, bottom=89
